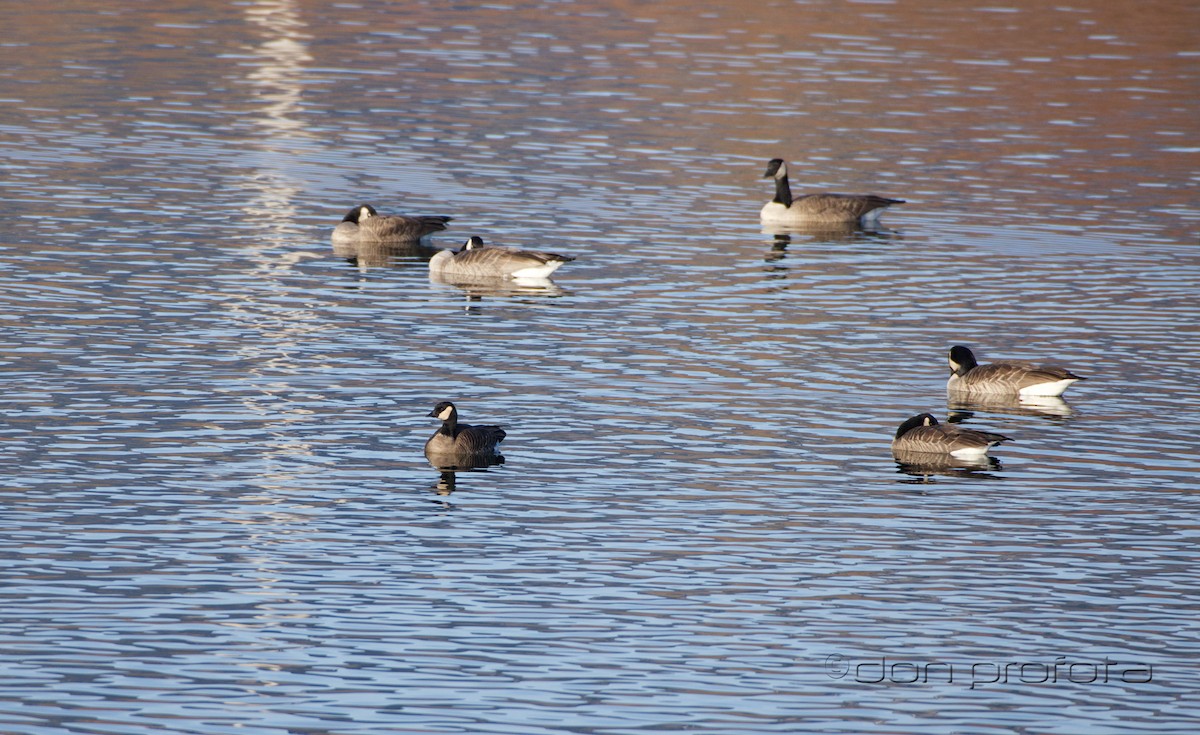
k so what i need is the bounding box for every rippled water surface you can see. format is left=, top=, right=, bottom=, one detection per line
left=2, top=1, right=1199, bottom=733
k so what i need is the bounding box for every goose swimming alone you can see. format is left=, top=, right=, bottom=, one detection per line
left=331, top=204, right=451, bottom=247
left=947, top=345, right=1085, bottom=398
left=891, top=413, right=1011, bottom=459
left=424, top=401, right=507, bottom=457
left=760, top=158, right=904, bottom=225
left=429, top=236, right=575, bottom=280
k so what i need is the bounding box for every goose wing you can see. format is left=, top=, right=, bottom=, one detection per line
left=941, top=423, right=1011, bottom=448
left=358, top=214, right=451, bottom=241
left=458, top=246, right=571, bottom=267
left=893, top=425, right=960, bottom=454
left=452, top=423, right=507, bottom=453
left=960, top=361, right=1079, bottom=392
left=792, top=193, right=904, bottom=219
left=442, top=246, right=572, bottom=277
left=894, top=424, right=1009, bottom=454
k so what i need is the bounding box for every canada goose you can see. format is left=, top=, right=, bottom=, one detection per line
left=429, top=236, right=575, bottom=280
left=424, top=401, right=506, bottom=457
left=892, top=413, right=1012, bottom=458
left=760, top=158, right=904, bottom=225
left=948, top=345, right=1084, bottom=398
left=331, top=204, right=451, bottom=246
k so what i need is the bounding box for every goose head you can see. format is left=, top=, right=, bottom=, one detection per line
left=342, top=204, right=378, bottom=224
left=948, top=345, right=979, bottom=376
left=763, top=158, right=787, bottom=179
left=428, top=401, right=458, bottom=423
left=895, top=413, right=938, bottom=439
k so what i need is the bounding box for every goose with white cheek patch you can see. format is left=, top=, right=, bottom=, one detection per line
left=892, top=413, right=1012, bottom=459
left=760, top=158, right=904, bottom=225
left=331, top=204, right=451, bottom=246
left=429, top=236, right=575, bottom=280
left=948, top=345, right=1085, bottom=398
left=424, top=401, right=507, bottom=457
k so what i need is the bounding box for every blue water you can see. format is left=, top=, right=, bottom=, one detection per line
left=1, top=1, right=1198, bottom=733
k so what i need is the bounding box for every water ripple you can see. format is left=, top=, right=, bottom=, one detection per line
left=2, top=0, right=1199, bottom=733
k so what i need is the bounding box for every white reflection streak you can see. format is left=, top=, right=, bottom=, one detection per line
left=245, top=0, right=313, bottom=135
left=241, top=0, right=313, bottom=242
left=226, top=1, right=325, bottom=481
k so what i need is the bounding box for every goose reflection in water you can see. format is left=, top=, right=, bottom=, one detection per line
left=893, top=451, right=1007, bottom=483
left=761, top=220, right=900, bottom=240
left=426, top=456, right=505, bottom=496
left=948, top=394, right=1075, bottom=421
left=334, top=239, right=440, bottom=270
left=760, top=225, right=901, bottom=264
left=426, top=450, right=506, bottom=473
left=429, top=273, right=567, bottom=300
left=764, top=233, right=792, bottom=263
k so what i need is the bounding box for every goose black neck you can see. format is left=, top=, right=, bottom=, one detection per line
left=438, top=416, right=458, bottom=437
left=773, top=173, right=793, bottom=208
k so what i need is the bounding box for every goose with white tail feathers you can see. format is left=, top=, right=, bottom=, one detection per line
left=430, top=236, right=575, bottom=280
left=892, top=413, right=1012, bottom=459
left=947, top=345, right=1085, bottom=398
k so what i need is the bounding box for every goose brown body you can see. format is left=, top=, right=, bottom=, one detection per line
left=424, top=401, right=506, bottom=457
left=332, top=204, right=451, bottom=246
left=429, top=236, right=575, bottom=280
left=947, top=345, right=1084, bottom=398
left=891, top=413, right=1011, bottom=458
